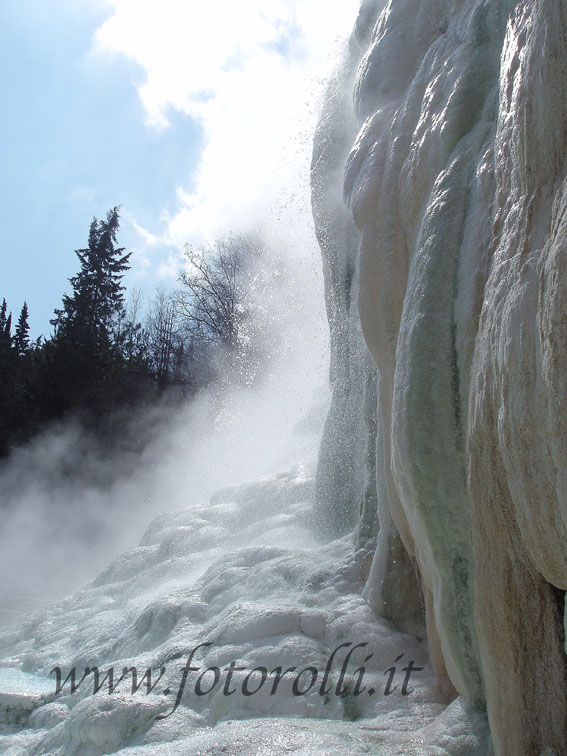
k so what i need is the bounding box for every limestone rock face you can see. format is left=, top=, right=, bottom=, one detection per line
left=313, top=0, right=567, bottom=752
left=468, top=3, right=567, bottom=753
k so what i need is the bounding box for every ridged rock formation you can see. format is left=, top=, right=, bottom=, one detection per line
left=313, top=1, right=567, bottom=753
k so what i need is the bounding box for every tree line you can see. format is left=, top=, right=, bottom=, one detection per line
left=0, top=207, right=266, bottom=458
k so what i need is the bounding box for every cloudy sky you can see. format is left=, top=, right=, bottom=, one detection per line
left=0, top=0, right=358, bottom=336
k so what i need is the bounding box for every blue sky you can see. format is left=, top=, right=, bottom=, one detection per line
left=0, top=0, right=200, bottom=336
left=0, top=0, right=357, bottom=337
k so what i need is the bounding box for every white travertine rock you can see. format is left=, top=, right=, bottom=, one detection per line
left=0, top=468, right=486, bottom=754
left=314, top=0, right=567, bottom=752
left=468, top=2, right=567, bottom=753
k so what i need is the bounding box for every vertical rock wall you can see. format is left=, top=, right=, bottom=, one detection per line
left=468, top=3, right=567, bottom=753
left=313, top=0, right=567, bottom=752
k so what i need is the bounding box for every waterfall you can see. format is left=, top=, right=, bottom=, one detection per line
left=1, top=2, right=567, bottom=754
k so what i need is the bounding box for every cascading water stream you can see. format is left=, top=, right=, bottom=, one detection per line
left=1, top=2, right=567, bottom=755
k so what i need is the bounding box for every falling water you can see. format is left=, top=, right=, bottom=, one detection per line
left=2, top=2, right=567, bottom=754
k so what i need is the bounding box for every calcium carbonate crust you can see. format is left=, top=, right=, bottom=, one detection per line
left=319, top=0, right=567, bottom=754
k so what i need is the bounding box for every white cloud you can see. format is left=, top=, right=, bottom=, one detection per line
left=126, top=213, right=162, bottom=247
left=94, top=0, right=359, bottom=248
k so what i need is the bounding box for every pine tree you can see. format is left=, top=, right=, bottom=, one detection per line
left=0, top=299, right=12, bottom=358
left=14, top=302, right=30, bottom=356
left=43, top=207, right=134, bottom=417
left=0, top=300, right=15, bottom=454
left=51, top=206, right=131, bottom=350
left=0, top=299, right=7, bottom=332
